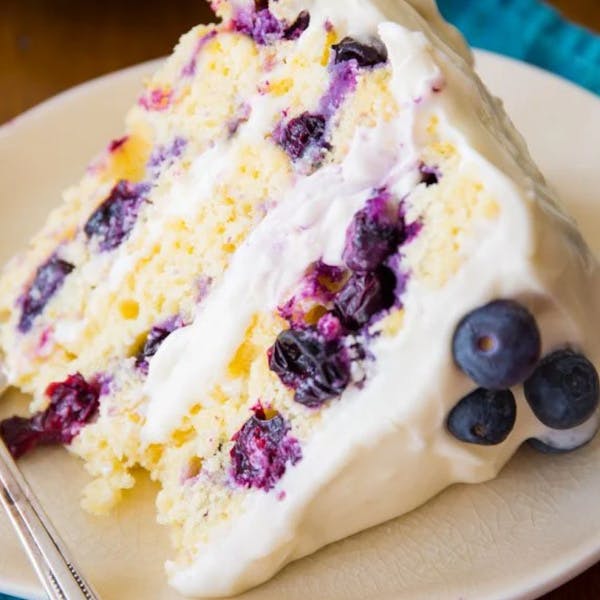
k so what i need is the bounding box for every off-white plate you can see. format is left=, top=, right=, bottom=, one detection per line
left=0, top=51, right=599, bottom=600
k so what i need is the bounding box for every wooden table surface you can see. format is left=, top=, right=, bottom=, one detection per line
left=1, top=1, right=599, bottom=598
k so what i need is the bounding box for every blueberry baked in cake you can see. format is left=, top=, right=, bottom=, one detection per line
left=0, top=0, right=599, bottom=596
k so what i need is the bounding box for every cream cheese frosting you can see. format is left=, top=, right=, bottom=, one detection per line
left=133, top=1, right=600, bottom=597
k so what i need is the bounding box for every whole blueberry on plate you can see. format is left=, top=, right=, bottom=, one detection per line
left=527, top=412, right=599, bottom=454
left=452, top=299, right=541, bottom=390
left=524, top=349, right=599, bottom=430
left=447, top=388, right=516, bottom=445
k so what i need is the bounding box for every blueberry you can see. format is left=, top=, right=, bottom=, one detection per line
left=278, top=112, right=327, bottom=161
left=524, top=349, right=599, bottom=430
left=18, top=255, right=75, bottom=333
left=268, top=327, right=350, bottom=408
left=419, top=163, right=441, bottom=187
left=0, top=373, right=100, bottom=458
left=135, top=316, right=185, bottom=374
left=447, top=388, right=516, bottom=445
left=343, top=204, right=403, bottom=272
left=527, top=413, right=599, bottom=454
left=283, top=11, right=310, bottom=40
left=230, top=405, right=301, bottom=490
left=84, top=180, right=149, bottom=251
left=332, top=37, right=388, bottom=68
left=334, top=266, right=396, bottom=331
left=0, top=416, right=40, bottom=459
left=452, top=300, right=541, bottom=390
left=148, top=137, right=187, bottom=171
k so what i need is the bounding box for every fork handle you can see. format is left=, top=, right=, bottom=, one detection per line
left=0, top=440, right=100, bottom=600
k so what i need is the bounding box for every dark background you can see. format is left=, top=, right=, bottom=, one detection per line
left=1, top=1, right=600, bottom=598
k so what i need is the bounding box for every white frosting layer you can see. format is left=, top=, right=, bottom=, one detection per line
left=139, top=1, right=600, bottom=596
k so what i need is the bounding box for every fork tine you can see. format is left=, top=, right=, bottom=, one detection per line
left=0, top=435, right=101, bottom=600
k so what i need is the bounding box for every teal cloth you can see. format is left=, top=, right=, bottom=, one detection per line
left=437, top=0, right=600, bottom=95
left=0, top=2, right=598, bottom=600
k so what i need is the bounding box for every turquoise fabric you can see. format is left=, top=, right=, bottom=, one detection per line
left=437, top=0, right=600, bottom=95
left=0, top=3, right=598, bottom=600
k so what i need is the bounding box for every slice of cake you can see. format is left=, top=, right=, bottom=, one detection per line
left=1, top=0, right=599, bottom=597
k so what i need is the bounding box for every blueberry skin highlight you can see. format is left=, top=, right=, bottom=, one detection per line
left=527, top=432, right=595, bottom=455
left=527, top=409, right=598, bottom=454
left=524, top=349, right=599, bottom=430
left=447, top=388, right=517, bottom=445
left=452, top=299, right=541, bottom=390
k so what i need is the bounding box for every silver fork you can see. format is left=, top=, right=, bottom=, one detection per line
left=0, top=385, right=100, bottom=600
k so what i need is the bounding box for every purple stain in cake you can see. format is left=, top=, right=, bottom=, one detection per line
left=18, top=255, right=75, bottom=333
left=36, top=326, right=54, bottom=355
left=233, top=4, right=310, bottom=45
left=343, top=191, right=405, bottom=272
left=84, top=180, right=150, bottom=252
left=231, top=8, right=255, bottom=37
left=283, top=10, right=310, bottom=40
left=108, top=136, right=128, bottom=153
left=253, top=9, right=284, bottom=44
left=397, top=199, right=423, bottom=243
left=94, top=372, right=113, bottom=397
left=319, top=60, right=358, bottom=118
left=419, top=162, right=442, bottom=187
left=0, top=373, right=100, bottom=459
left=278, top=261, right=346, bottom=327
left=196, top=275, right=214, bottom=303
left=148, top=137, right=187, bottom=172
left=233, top=8, right=283, bottom=46
left=277, top=112, right=328, bottom=161
left=404, top=219, right=423, bottom=242
left=317, top=313, right=343, bottom=341
left=303, top=262, right=346, bottom=302
left=332, top=37, right=388, bottom=68
left=268, top=327, right=351, bottom=408
left=135, top=316, right=185, bottom=374
left=230, top=404, right=301, bottom=491
left=384, top=253, right=410, bottom=305
left=138, top=87, right=173, bottom=111
left=227, top=103, right=252, bottom=137
left=181, top=30, right=218, bottom=77
left=276, top=58, right=358, bottom=163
